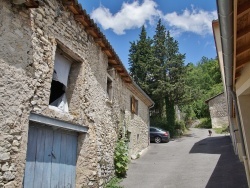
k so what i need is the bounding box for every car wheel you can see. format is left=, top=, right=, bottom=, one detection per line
left=155, top=136, right=161, bottom=143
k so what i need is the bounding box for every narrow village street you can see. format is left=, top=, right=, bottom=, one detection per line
left=120, top=128, right=248, bottom=188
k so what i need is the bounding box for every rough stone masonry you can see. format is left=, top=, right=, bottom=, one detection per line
left=0, top=0, right=153, bottom=187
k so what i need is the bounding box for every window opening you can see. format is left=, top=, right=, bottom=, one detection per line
left=49, top=50, right=72, bottom=112
left=107, top=76, right=113, bottom=100
left=131, top=96, right=138, bottom=114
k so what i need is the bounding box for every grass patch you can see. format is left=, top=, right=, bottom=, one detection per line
left=104, top=177, right=123, bottom=188
left=195, top=118, right=212, bottom=129
left=213, top=126, right=229, bottom=134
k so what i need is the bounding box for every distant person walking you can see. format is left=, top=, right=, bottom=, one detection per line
left=208, top=130, right=212, bottom=136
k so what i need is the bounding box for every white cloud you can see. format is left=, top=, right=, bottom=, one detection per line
left=90, top=0, right=160, bottom=35
left=163, top=6, right=217, bottom=36
left=90, top=1, right=217, bottom=36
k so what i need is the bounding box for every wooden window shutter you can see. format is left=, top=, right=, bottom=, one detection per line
left=131, top=96, right=136, bottom=113
left=135, top=99, right=138, bottom=114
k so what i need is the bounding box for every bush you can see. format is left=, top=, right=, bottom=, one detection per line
left=150, top=117, right=187, bottom=136
left=175, top=120, right=187, bottom=136
left=114, top=139, right=130, bottom=178
left=195, top=118, right=212, bottom=129
left=214, top=126, right=229, bottom=134
left=175, top=120, right=186, bottom=131
left=104, top=177, right=123, bottom=188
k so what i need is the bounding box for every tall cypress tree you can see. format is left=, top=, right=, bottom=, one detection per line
left=128, top=25, right=154, bottom=94
left=164, top=30, right=186, bottom=129
left=128, top=20, right=186, bottom=135
left=151, top=19, right=167, bottom=117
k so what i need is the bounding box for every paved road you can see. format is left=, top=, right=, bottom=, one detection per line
left=120, top=128, right=248, bottom=188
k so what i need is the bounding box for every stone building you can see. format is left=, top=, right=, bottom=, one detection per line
left=205, top=93, right=229, bottom=128
left=0, top=0, right=154, bottom=187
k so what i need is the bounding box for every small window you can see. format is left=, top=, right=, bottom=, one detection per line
left=131, top=96, right=138, bottom=114
left=49, top=50, right=72, bottom=112
left=107, top=76, right=113, bottom=101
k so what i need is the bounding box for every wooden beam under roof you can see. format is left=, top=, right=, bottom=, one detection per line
left=124, top=78, right=132, bottom=83
left=236, top=54, right=250, bottom=70
left=94, top=38, right=104, bottom=45
left=236, top=43, right=250, bottom=56
left=25, top=0, right=39, bottom=8
left=237, top=1, right=250, bottom=18
left=235, top=71, right=241, bottom=80
left=64, top=2, right=80, bottom=14
left=108, top=57, right=117, bottom=64
left=112, top=64, right=123, bottom=68
left=74, top=14, right=89, bottom=26
left=117, top=69, right=125, bottom=74
left=85, top=27, right=97, bottom=37
left=237, top=25, right=250, bottom=40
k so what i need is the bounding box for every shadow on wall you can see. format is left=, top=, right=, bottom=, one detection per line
left=189, top=136, right=248, bottom=188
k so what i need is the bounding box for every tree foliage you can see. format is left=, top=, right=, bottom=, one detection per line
left=128, top=19, right=223, bottom=134
left=129, top=20, right=186, bottom=135
left=181, top=57, right=223, bottom=119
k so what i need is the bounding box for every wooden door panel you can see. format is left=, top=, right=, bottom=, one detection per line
left=41, top=128, right=53, bottom=188
left=59, top=132, right=67, bottom=187
left=33, top=127, right=46, bottom=187
left=51, top=131, right=62, bottom=188
left=24, top=124, right=78, bottom=188
left=23, top=126, right=38, bottom=188
left=64, top=134, right=77, bottom=187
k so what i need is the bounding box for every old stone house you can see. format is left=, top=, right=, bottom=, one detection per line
left=0, top=0, right=154, bottom=187
left=205, top=93, right=229, bottom=128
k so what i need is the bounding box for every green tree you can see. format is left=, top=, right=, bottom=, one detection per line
left=129, top=20, right=186, bottom=135
left=181, top=57, right=223, bottom=119
left=128, top=25, right=154, bottom=94
left=163, top=31, right=186, bottom=131
left=151, top=19, right=167, bottom=117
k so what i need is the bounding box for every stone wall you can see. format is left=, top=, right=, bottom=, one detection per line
left=208, top=93, right=229, bottom=128
left=0, top=0, right=151, bottom=187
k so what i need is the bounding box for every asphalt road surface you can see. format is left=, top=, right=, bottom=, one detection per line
left=120, top=128, right=248, bottom=188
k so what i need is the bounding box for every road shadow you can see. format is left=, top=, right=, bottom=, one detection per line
left=190, top=136, right=248, bottom=188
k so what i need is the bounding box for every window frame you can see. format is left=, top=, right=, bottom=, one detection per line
left=131, top=96, right=138, bottom=114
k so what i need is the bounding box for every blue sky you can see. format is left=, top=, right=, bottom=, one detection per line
left=79, top=0, right=218, bottom=69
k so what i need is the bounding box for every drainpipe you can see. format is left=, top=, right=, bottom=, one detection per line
left=217, top=0, right=236, bottom=151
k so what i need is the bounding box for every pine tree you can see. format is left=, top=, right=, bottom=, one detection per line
left=128, top=25, right=154, bottom=94
left=128, top=20, right=186, bottom=135
left=164, top=30, right=186, bottom=129
left=151, top=19, right=167, bottom=117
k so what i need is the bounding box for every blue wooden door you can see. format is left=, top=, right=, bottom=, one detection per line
left=24, top=123, right=78, bottom=188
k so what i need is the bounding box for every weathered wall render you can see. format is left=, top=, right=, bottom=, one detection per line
left=0, top=0, right=151, bottom=187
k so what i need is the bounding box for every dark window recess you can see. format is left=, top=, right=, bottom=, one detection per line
left=49, top=50, right=72, bottom=112
left=49, top=79, right=65, bottom=104
left=107, top=77, right=112, bottom=100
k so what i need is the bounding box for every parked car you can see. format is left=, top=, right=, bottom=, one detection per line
left=150, top=127, right=170, bottom=143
